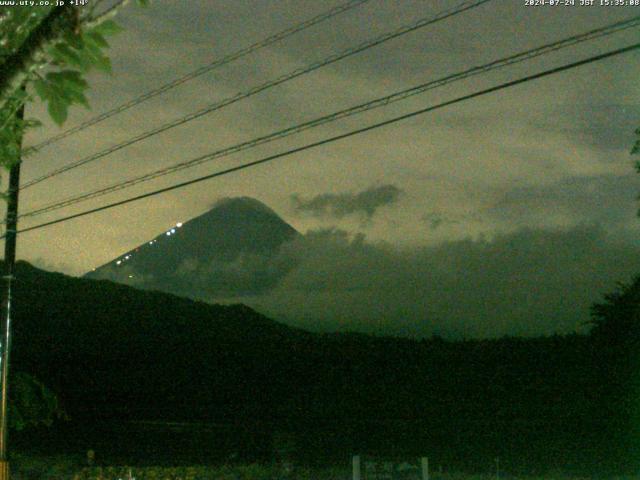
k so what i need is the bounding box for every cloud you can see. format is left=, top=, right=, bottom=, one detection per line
left=534, top=104, right=640, bottom=154
left=231, top=225, right=640, bottom=339
left=92, top=250, right=297, bottom=300
left=291, top=184, right=402, bottom=220
left=171, top=252, right=298, bottom=298
left=422, top=212, right=460, bottom=231
left=486, top=174, right=640, bottom=230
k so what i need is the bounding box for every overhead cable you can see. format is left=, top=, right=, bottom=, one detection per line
left=18, top=15, right=640, bottom=220
left=9, top=42, right=639, bottom=238
left=21, top=0, right=493, bottom=188
left=23, top=0, right=373, bottom=155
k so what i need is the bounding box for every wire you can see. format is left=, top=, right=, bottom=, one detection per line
left=22, top=0, right=372, bottom=155
left=8, top=42, right=639, bottom=239
left=85, top=0, right=127, bottom=23
left=18, top=14, right=640, bottom=220
left=20, top=0, right=493, bottom=189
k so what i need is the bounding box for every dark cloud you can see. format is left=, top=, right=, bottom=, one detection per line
left=534, top=104, right=640, bottom=154
left=96, top=251, right=297, bottom=300
left=173, top=252, right=297, bottom=298
left=291, top=184, right=402, bottom=220
left=234, top=225, right=640, bottom=339
left=486, top=174, right=640, bottom=229
left=422, top=212, right=460, bottom=231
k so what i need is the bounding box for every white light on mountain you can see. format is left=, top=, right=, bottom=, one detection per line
left=125, top=255, right=130, bottom=260
left=166, top=232, right=171, bottom=236
left=116, top=260, right=121, bottom=265
left=149, top=242, right=153, bottom=245
left=176, top=222, right=183, bottom=227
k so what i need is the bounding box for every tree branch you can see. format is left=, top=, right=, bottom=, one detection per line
left=84, top=0, right=130, bottom=29
left=0, top=5, right=78, bottom=103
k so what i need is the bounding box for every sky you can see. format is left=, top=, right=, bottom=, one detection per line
left=6, top=0, right=640, bottom=337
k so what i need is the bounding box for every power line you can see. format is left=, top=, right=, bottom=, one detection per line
left=8, top=42, right=639, bottom=239
left=22, top=0, right=373, bottom=155
left=20, top=0, right=493, bottom=189
left=17, top=15, right=640, bottom=220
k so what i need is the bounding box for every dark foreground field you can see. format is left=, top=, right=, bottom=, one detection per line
left=9, top=454, right=640, bottom=480
left=6, top=263, right=639, bottom=477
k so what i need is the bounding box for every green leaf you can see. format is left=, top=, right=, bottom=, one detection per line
left=85, top=31, right=109, bottom=49
left=62, top=87, right=89, bottom=109
left=9, top=372, right=65, bottom=431
left=50, top=43, right=84, bottom=69
left=63, top=31, right=85, bottom=50
left=12, top=87, right=28, bottom=103
left=43, top=71, right=90, bottom=109
left=77, top=39, right=112, bottom=73
left=93, top=54, right=112, bottom=73
left=48, top=98, right=68, bottom=126
left=32, top=79, right=50, bottom=101
left=47, top=70, right=88, bottom=90
left=5, top=142, right=19, bottom=161
left=44, top=74, right=71, bottom=100
left=84, top=49, right=112, bottom=73
left=92, top=20, right=123, bottom=37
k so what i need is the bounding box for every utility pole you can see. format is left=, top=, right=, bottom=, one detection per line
left=0, top=101, right=24, bottom=480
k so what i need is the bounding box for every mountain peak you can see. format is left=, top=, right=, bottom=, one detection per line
left=85, top=197, right=299, bottom=300
left=210, top=197, right=280, bottom=217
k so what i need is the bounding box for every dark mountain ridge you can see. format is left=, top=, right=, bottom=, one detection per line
left=6, top=261, right=637, bottom=473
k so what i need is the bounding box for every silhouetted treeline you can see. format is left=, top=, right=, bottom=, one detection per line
left=6, top=262, right=639, bottom=474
